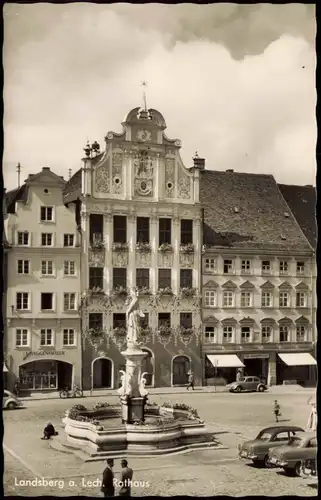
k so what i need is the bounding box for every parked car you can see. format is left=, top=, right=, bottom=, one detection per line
left=3, top=390, right=23, bottom=410
left=268, top=432, right=317, bottom=476
left=229, top=376, right=268, bottom=393
left=238, top=426, right=304, bottom=467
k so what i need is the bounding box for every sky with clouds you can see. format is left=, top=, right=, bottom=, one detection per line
left=3, top=3, right=316, bottom=190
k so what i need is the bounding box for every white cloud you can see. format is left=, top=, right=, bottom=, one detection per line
left=3, top=4, right=316, bottom=189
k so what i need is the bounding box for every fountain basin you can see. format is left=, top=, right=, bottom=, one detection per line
left=58, top=403, right=220, bottom=460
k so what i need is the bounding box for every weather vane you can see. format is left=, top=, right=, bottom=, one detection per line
left=16, top=162, right=22, bottom=188
left=141, top=80, right=148, bottom=111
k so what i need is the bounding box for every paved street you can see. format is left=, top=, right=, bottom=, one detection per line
left=4, top=389, right=317, bottom=496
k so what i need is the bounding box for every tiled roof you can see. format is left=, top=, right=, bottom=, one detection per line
left=278, top=184, right=317, bottom=250
left=5, top=185, right=29, bottom=213
left=200, top=170, right=312, bottom=252
left=63, top=153, right=103, bottom=204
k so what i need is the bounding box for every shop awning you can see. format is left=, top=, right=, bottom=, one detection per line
left=3, top=363, right=8, bottom=372
left=207, top=354, right=245, bottom=368
left=278, top=353, right=316, bottom=366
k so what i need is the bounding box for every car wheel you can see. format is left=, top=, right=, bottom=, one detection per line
left=252, top=459, right=260, bottom=467
left=284, top=467, right=294, bottom=476
left=293, top=462, right=301, bottom=477
left=7, top=402, right=17, bottom=410
left=235, top=386, right=242, bottom=393
left=258, top=385, right=265, bottom=392
left=263, top=455, right=271, bottom=468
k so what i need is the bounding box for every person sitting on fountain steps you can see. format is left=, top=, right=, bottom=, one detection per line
left=41, top=422, right=58, bottom=440
left=101, top=458, right=115, bottom=497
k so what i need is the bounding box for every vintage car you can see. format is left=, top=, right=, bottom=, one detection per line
left=3, top=390, right=23, bottom=410
left=229, top=376, right=268, bottom=393
left=300, top=458, right=317, bottom=479
left=268, top=432, right=317, bottom=476
left=238, top=426, right=304, bottom=467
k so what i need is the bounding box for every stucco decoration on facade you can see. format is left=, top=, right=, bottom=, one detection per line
left=95, top=156, right=111, bottom=194
left=157, top=251, right=174, bottom=268
left=88, top=250, right=105, bottom=267
left=134, top=150, right=154, bottom=197
left=177, top=160, right=192, bottom=199
left=136, top=251, right=151, bottom=267
left=111, top=151, right=124, bottom=194
left=165, top=158, right=175, bottom=198
left=112, top=251, right=128, bottom=267
left=179, top=253, right=194, bottom=268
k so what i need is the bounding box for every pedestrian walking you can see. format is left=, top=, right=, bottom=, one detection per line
left=118, top=459, right=133, bottom=496
left=273, top=400, right=281, bottom=422
left=186, top=371, right=194, bottom=390
left=101, top=458, right=115, bottom=497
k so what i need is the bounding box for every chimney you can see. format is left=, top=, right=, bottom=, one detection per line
left=193, top=152, right=205, bottom=170
left=226, top=169, right=234, bottom=173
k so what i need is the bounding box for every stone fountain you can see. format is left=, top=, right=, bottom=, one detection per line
left=56, top=290, right=223, bottom=460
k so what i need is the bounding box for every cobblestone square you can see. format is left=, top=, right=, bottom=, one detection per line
left=3, top=389, right=317, bottom=496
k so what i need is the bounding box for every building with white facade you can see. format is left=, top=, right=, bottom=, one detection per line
left=4, top=168, right=82, bottom=392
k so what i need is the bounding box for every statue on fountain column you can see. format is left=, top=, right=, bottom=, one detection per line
left=126, top=288, right=145, bottom=348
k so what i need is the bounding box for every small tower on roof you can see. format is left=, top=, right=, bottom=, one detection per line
left=137, top=81, right=152, bottom=120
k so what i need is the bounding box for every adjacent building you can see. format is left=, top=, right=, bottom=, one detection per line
left=200, top=170, right=316, bottom=386
left=4, top=169, right=82, bottom=392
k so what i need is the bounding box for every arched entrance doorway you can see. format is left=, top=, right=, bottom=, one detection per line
left=92, top=357, right=113, bottom=389
left=19, top=360, right=73, bottom=391
left=172, top=355, right=191, bottom=386
left=141, top=348, right=154, bottom=387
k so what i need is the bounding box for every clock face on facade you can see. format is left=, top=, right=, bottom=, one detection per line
left=136, top=129, right=151, bottom=142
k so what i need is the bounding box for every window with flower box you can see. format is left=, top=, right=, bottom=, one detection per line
left=180, top=312, right=192, bottom=329
left=136, top=217, right=150, bottom=243
left=89, top=267, right=103, bottom=289
left=136, top=268, right=150, bottom=289
left=241, top=291, right=252, bottom=308
left=64, top=293, right=76, bottom=311
left=113, top=313, right=126, bottom=329
left=16, top=292, right=29, bottom=310
left=158, top=269, right=171, bottom=289
left=204, top=258, right=216, bottom=272
left=279, top=325, right=289, bottom=342
left=63, top=328, right=75, bottom=346
left=279, top=261, right=289, bottom=275
left=180, top=219, right=193, bottom=244
left=180, top=269, right=192, bottom=288
left=204, top=290, right=216, bottom=307
left=113, top=268, right=127, bottom=289
left=89, top=313, right=103, bottom=330
left=89, top=214, right=104, bottom=244
left=279, top=291, right=290, bottom=308
left=17, top=260, right=30, bottom=275
left=223, top=291, right=234, bottom=307
left=40, top=328, right=54, bottom=346
left=223, top=326, right=233, bottom=342
left=17, top=231, right=29, bottom=245
left=113, top=216, right=127, bottom=243
left=159, top=218, right=171, bottom=245
left=204, top=326, right=216, bottom=343
left=158, top=312, right=171, bottom=328
left=296, top=292, right=307, bottom=308
left=15, top=328, right=29, bottom=347
left=296, top=325, right=306, bottom=342
left=261, top=291, right=273, bottom=308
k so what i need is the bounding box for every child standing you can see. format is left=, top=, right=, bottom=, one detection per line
left=273, top=400, right=281, bottom=422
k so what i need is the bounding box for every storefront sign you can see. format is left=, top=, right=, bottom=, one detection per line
left=23, top=351, right=65, bottom=361
left=243, top=354, right=269, bottom=359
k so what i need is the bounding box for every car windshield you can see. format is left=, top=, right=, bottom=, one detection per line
left=257, top=432, right=272, bottom=441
